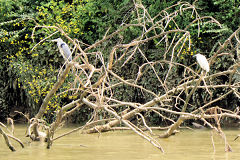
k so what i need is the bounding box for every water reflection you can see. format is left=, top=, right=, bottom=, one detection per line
left=1, top=125, right=240, bottom=160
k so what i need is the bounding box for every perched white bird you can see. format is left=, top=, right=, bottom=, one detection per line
left=193, top=54, right=210, bottom=72
left=51, top=38, right=72, bottom=62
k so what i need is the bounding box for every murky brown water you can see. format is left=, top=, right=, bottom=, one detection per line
left=1, top=125, right=240, bottom=160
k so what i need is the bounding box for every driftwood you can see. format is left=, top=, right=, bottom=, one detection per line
left=23, top=1, right=240, bottom=153
left=0, top=120, right=24, bottom=151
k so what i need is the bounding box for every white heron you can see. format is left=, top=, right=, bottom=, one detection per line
left=193, top=53, right=210, bottom=73
left=51, top=38, right=72, bottom=62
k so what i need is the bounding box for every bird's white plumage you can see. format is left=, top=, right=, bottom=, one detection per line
left=52, top=38, right=72, bottom=61
left=194, top=54, right=209, bottom=72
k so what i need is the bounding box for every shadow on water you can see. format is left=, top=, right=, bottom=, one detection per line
left=1, top=125, right=240, bottom=160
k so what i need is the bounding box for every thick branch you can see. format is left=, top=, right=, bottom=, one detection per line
left=35, top=62, right=73, bottom=119
left=0, top=127, right=16, bottom=152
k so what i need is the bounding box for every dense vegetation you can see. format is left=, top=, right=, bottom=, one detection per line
left=0, top=0, right=239, bottom=124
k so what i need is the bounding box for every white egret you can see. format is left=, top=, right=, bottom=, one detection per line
left=193, top=54, right=210, bottom=72
left=51, top=38, right=72, bottom=62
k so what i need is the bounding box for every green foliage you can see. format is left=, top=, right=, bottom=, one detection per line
left=198, top=0, right=240, bottom=31
left=35, top=0, right=133, bottom=44
left=0, top=0, right=36, bottom=120
left=195, top=0, right=240, bottom=51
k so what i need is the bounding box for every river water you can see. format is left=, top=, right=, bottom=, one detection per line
left=1, top=125, right=240, bottom=160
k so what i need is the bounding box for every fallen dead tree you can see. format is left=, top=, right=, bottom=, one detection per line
left=21, top=1, right=240, bottom=153
left=0, top=120, right=24, bottom=152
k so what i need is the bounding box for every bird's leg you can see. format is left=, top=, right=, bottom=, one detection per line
left=201, top=71, right=212, bottom=97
